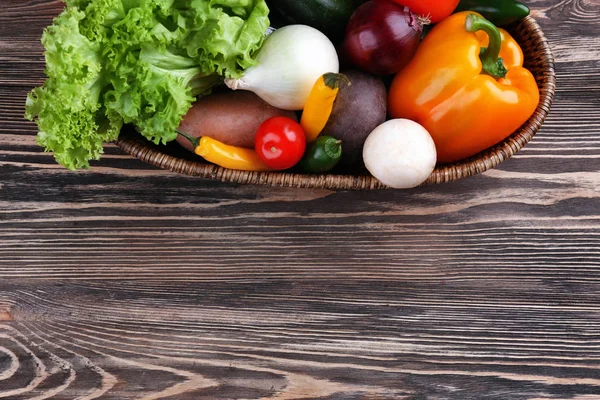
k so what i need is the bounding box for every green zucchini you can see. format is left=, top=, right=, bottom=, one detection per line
left=266, top=0, right=368, bottom=44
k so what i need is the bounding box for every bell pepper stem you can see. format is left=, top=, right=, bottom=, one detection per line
left=465, top=13, right=508, bottom=79
left=177, top=129, right=200, bottom=148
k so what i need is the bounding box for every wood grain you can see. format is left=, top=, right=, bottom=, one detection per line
left=1, top=0, right=600, bottom=398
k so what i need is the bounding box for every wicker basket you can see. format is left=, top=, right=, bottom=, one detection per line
left=115, top=16, right=556, bottom=190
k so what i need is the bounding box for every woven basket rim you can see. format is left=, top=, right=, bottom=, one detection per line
left=115, top=15, right=556, bottom=190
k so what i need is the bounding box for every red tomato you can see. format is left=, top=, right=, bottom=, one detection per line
left=391, top=0, right=460, bottom=23
left=255, top=116, right=306, bottom=170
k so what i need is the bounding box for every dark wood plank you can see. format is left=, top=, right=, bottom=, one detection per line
left=1, top=0, right=599, bottom=398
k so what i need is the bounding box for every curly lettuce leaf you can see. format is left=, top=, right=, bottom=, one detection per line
left=25, top=7, right=122, bottom=170
left=180, top=0, right=270, bottom=77
left=26, top=82, right=123, bottom=170
left=105, top=45, right=218, bottom=144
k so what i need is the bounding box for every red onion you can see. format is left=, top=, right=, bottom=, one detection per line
left=343, top=1, right=423, bottom=76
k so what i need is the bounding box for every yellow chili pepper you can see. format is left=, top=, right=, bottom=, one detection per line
left=177, top=131, right=272, bottom=172
left=301, top=73, right=350, bottom=143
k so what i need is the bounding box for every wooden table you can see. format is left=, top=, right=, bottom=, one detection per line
left=1, top=1, right=599, bottom=399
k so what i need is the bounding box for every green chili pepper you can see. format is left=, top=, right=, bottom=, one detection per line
left=454, top=0, right=530, bottom=26
left=299, top=136, right=343, bottom=174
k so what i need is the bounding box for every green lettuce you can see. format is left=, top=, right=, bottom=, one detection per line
left=26, top=0, right=270, bottom=169
left=25, top=7, right=123, bottom=170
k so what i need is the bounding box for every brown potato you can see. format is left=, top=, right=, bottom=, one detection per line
left=176, top=91, right=297, bottom=151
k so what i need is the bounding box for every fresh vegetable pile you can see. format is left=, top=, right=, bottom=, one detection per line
left=27, top=0, right=540, bottom=189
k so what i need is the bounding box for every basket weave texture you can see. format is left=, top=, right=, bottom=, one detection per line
left=115, top=16, right=556, bottom=190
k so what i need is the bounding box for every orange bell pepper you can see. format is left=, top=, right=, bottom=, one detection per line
left=388, top=11, right=540, bottom=164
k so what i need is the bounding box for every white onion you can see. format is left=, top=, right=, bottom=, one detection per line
left=225, top=25, right=339, bottom=111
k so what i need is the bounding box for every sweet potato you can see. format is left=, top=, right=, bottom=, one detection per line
left=176, top=91, right=298, bottom=151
